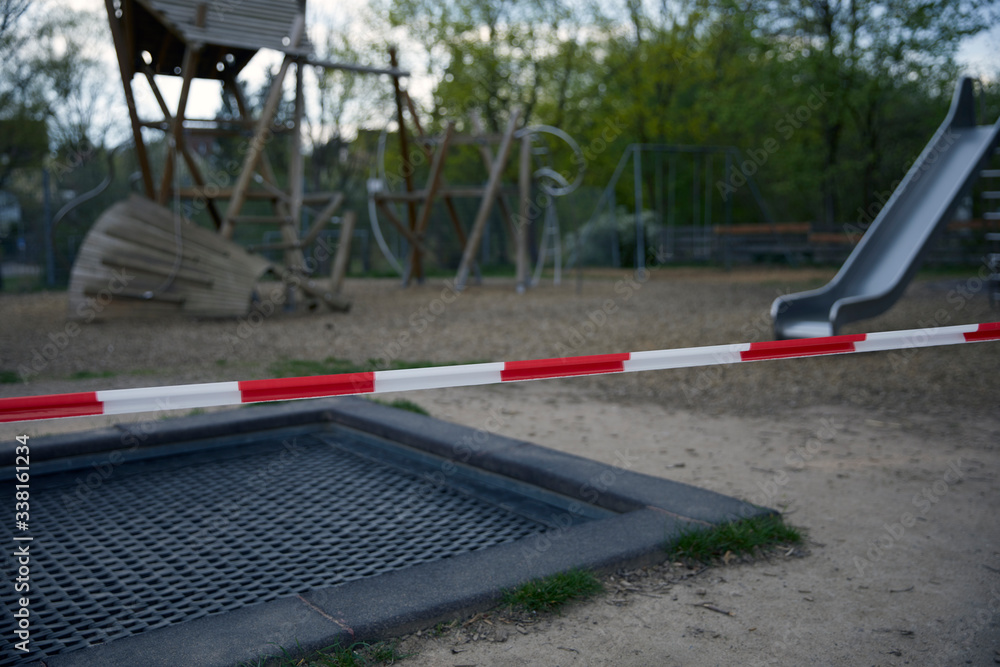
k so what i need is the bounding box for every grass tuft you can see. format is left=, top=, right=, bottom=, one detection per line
left=0, top=370, right=20, bottom=384
left=270, top=357, right=372, bottom=377
left=247, top=639, right=409, bottom=667
left=369, top=398, right=430, bottom=416
left=70, top=370, right=116, bottom=380
left=669, top=514, right=802, bottom=564
left=501, top=568, right=604, bottom=613
left=269, top=357, right=493, bottom=379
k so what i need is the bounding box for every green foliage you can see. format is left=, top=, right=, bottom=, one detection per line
left=501, top=568, right=604, bottom=613
left=0, top=370, right=20, bottom=384
left=270, top=357, right=372, bottom=378
left=269, top=357, right=492, bottom=378
left=247, top=639, right=409, bottom=667
left=369, top=398, right=431, bottom=416
left=380, top=0, right=993, bottom=238
left=669, top=515, right=803, bottom=564
left=69, top=370, right=115, bottom=380
left=0, top=118, right=48, bottom=173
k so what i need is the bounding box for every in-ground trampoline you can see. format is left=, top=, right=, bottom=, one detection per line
left=2, top=398, right=772, bottom=666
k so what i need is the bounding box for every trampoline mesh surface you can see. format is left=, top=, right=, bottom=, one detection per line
left=0, top=426, right=572, bottom=665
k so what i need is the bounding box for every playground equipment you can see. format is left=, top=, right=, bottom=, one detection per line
left=69, top=0, right=411, bottom=318
left=570, top=144, right=792, bottom=272
left=772, top=78, right=1000, bottom=339
left=367, top=90, right=583, bottom=290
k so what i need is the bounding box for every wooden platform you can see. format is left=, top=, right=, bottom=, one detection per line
left=68, top=196, right=271, bottom=319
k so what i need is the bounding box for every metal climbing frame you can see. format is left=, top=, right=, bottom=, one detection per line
left=572, top=144, right=791, bottom=272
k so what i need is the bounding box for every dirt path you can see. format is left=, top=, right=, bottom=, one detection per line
left=1, top=268, right=998, bottom=665
left=394, top=383, right=1000, bottom=666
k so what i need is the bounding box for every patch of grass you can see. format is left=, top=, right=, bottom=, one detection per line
left=369, top=398, right=430, bottom=417
left=668, top=514, right=802, bottom=564
left=70, top=370, right=116, bottom=380
left=431, top=620, right=457, bottom=637
left=501, top=568, right=604, bottom=613
left=1, top=275, right=45, bottom=292
left=0, top=370, right=20, bottom=384
left=270, top=357, right=370, bottom=377
left=269, top=357, right=493, bottom=378
left=254, top=639, right=409, bottom=667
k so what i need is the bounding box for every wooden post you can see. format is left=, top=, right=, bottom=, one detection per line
left=158, top=46, right=199, bottom=206
left=517, top=133, right=532, bottom=292
left=404, top=122, right=454, bottom=285
left=376, top=199, right=432, bottom=254
left=224, top=75, right=293, bottom=227
left=455, top=109, right=521, bottom=290
left=300, top=193, right=344, bottom=247
left=470, top=110, right=518, bottom=240
left=104, top=0, right=154, bottom=199
left=141, top=61, right=223, bottom=228
left=404, top=93, right=468, bottom=270
left=389, top=47, right=420, bottom=282
left=282, top=58, right=306, bottom=272
left=221, top=14, right=304, bottom=239
left=330, top=211, right=356, bottom=293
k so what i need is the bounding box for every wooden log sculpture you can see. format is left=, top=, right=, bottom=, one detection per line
left=68, top=196, right=351, bottom=320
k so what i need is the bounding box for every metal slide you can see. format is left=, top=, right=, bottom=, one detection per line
left=772, top=78, right=1000, bottom=339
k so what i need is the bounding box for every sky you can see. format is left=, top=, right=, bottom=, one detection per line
left=65, top=0, right=1000, bottom=129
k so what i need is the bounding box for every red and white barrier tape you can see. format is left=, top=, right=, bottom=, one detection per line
left=2, top=322, right=998, bottom=423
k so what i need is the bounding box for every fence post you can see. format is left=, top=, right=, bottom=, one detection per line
left=634, top=145, right=644, bottom=275
left=43, top=168, right=55, bottom=286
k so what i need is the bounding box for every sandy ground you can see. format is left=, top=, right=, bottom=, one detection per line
left=1, top=267, right=999, bottom=665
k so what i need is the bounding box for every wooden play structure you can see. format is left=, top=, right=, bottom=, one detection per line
left=70, top=0, right=401, bottom=317
left=369, top=86, right=583, bottom=290
left=69, top=0, right=581, bottom=319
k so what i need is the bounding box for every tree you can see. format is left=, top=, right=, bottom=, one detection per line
left=729, top=0, right=994, bottom=223
left=384, top=0, right=580, bottom=131
left=0, top=4, right=121, bottom=185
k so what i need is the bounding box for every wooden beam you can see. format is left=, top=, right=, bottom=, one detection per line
left=404, top=94, right=471, bottom=277
left=300, top=193, right=344, bottom=247
left=157, top=144, right=175, bottom=206
left=405, top=92, right=425, bottom=138
left=194, top=2, right=207, bottom=28
left=330, top=211, right=356, bottom=293
left=106, top=0, right=154, bottom=198
left=221, top=13, right=304, bottom=238
left=455, top=109, right=521, bottom=290
left=141, top=59, right=223, bottom=228
left=469, top=110, right=518, bottom=239
left=176, top=187, right=281, bottom=201
left=389, top=47, right=420, bottom=281
left=306, top=57, right=409, bottom=78
left=404, top=122, right=454, bottom=285
left=172, top=46, right=199, bottom=158
left=271, top=264, right=351, bottom=312
left=376, top=199, right=430, bottom=255
left=282, top=59, right=307, bottom=272
left=223, top=74, right=293, bottom=232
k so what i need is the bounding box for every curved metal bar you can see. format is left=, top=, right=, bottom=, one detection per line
left=367, top=125, right=404, bottom=275
left=51, top=145, right=121, bottom=229
left=516, top=124, right=585, bottom=197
